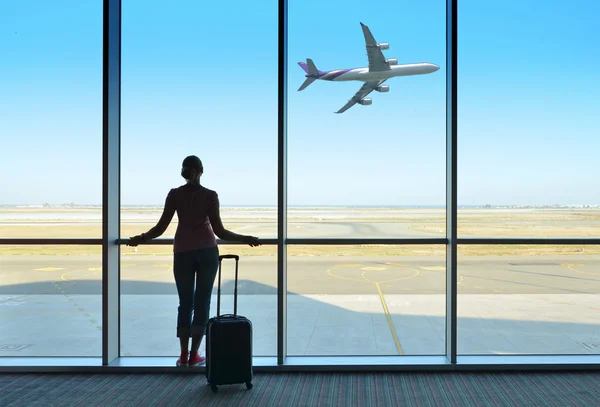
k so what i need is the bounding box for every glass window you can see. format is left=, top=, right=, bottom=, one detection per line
left=120, top=245, right=276, bottom=357
left=287, top=0, right=446, bottom=358
left=458, top=1, right=600, bottom=238
left=288, top=1, right=446, bottom=238
left=287, top=245, right=446, bottom=356
left=0, top=245, right=101, bottom=356
left=458, top=245, right=600, bottom=355
left=0, top=2, right=102, bottom=239
left=121, top=0, right=277, bottom=357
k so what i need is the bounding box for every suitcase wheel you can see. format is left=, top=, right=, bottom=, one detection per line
left=246, top=381, right=253, bottom=390
left=211, top=384, right=218, bottom=393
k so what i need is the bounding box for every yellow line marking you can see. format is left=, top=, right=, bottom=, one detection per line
left=327, top=266, right=419, bottom=284
left=474, top=285, right=484, bottom=289
left=61, top=271, right=76, bottom=282
left=34, top=267, right=64, bottom=271
left=51, top=276, right=101, bottom=329
left=361, top=267, right=387, bottom=271
left=61, top=266, right=96, bottom=281
left=59, top=262, right=167, bottom=283
left=123, top=265, right=174, bottom=280
left=375, top=282, right=403, bottom=355
left=323, top=264, right=409, bottom=355
left=493, top=290, right=504, bottom=293
left=563, top=263, right=600, bottom=276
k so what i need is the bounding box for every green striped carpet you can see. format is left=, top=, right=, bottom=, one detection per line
left=1, top=372, right=599, bottom=407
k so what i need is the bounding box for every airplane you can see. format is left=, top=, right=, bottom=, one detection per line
left=297, top=22, right=440, bottom=114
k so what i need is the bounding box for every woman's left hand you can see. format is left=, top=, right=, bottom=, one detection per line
left=244, top=235, right=261, bottom=247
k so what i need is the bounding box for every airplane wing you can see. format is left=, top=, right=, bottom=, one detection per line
left=360, top=22, right=391, bottom=72
left=335, top=80, right=386, bottom=114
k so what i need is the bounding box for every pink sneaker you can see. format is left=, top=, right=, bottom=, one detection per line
left=176, top=351, right=189, bottom=367
left=188, top=352, right=205, bottom=367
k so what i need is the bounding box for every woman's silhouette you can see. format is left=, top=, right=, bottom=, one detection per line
left=127, top=155, right=260, bottom=367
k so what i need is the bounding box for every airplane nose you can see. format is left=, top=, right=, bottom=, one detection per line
left=432, top=64, right=440, bottom=72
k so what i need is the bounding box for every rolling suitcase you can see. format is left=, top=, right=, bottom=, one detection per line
left=205, top=254, right=253, bottom=393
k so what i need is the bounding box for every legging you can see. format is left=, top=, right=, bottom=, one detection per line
left=173, top=246, right=219, bottom=337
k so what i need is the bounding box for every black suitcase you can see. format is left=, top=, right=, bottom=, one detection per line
left=205, top=254, right=253, bottom=392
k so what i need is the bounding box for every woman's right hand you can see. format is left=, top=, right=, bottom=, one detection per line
left=244, top=235, right=261, bottom=247
left=127, top=234, right=145, bottom=247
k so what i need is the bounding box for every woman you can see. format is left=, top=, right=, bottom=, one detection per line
left=127, top=155, right=260, bottom=367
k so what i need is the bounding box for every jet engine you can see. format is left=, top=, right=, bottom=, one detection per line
left=358, top=98, right=372, bottom=106
left=386, top=58, right=398, bottom=65
left=377, top=42, right=389, bottom=50
left=376, top=85, right=389, bottom=93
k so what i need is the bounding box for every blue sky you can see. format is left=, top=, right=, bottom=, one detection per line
left=0, top=0, right=598, bottom=206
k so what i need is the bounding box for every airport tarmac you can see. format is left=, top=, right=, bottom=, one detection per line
left=2, top=254, right=600, bottom=358
left=2, top=207, right=600, bottom=359
left=1, top=255, right=600, bottom=295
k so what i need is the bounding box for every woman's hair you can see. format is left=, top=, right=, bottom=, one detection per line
left=181, top=155, right=203, bottom=180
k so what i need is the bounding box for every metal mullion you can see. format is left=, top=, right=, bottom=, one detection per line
left=446, top=0, right=458, bottom=365
left=0, top=239, right=102, bottom=245
left=458, top=238, right=600, bottom=245
left=110, top=238, right=600, bottom=247
left=277, top=0, right=288, bottom=367
left=114, top=238, right=279, bottom=245
left=102, top=0, right=121, bottom=366
left=286, top=238, right=447, bottom=245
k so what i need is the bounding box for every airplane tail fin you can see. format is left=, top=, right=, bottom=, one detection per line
left=305, top=58, right=319, bottom=75
left=297, top=58, right=320, bottom=91
left=298, top=58, right=319, bottom=75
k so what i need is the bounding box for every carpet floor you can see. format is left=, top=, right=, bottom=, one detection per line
left=2, top=371, right=600, bottom=407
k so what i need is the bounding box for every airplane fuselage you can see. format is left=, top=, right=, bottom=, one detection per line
left=309, top=62, right=439, bottom=83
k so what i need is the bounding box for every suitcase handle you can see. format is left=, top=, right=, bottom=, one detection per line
left=220, top=254, right=239, bottom=261
left=217, top=254, right=239, bottom=317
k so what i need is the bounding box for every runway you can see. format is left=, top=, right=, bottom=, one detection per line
left=233, top=222, right=440, bottom=238
left=2, top=255, right=600, bottom=296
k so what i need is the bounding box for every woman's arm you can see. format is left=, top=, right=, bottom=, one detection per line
left=142, top=204, right=175, bottom=240
left=208, top=193, right=260, bottom=246
left=209, top=211, right=259, bottom=246
left=127, top=192, right=176, bottom=246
